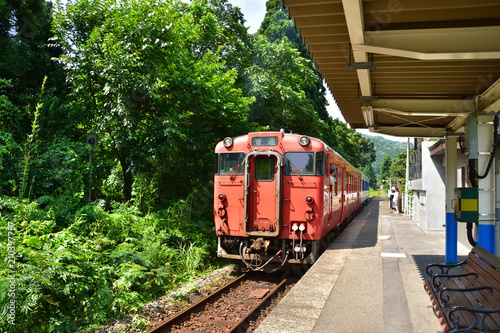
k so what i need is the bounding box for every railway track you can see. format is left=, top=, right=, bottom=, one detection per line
left=148, top=272, right=290, bottom=333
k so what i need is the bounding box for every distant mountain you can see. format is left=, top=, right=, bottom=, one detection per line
left=362, top=134, right=409, bottom=174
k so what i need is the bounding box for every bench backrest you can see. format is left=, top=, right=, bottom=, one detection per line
left=466, top=246, right=500, bottom=307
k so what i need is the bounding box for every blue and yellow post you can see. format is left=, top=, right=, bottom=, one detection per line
left=445, top=135, right=458, bottom=264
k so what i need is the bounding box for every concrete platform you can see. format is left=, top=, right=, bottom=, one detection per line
left=255, top=197, right=470, bottom=333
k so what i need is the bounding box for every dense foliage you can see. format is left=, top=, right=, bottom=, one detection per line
left=245, top=35, right=323, bottom=136
left=379, top=154, right=393, bottom=185
left=1, top=192, right=216, bottom=332
left=0, top=0, right=377, bottom=331
left=254, top=1, right=376, bottom=171
left=390, top=151, right=407, bottom=180
left=379, top=150, right=408, bottom=191
left=364, top=134, right=408, bottom=174
left=361, top=164, right=378, bottom=189
left=362, top=134, right=409, bottom=187
left=258, top=0, right=329, bottom=121
left=52, top=0, right=253, bottom=201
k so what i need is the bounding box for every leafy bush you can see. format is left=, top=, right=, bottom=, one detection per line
left=0, top=131, right=23, bottom=196
left=0, top=189, right=217, bottom=332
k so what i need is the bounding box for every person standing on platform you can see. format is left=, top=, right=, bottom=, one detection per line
left=388, top=187, right=395, bottom=209
left=392, top=188, right=399, bottom=213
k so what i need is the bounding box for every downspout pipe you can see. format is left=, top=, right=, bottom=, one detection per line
left=467, top=115, right=498, bottom=247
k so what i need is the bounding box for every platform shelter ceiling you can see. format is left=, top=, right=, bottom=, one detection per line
left=283, top=0, right=500, bottom=138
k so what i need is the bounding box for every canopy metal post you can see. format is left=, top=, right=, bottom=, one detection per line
left=445, top=135, right=458, bottom=263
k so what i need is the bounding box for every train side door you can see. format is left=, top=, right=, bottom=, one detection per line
left=328, top=162, right=337, bottom=218
left=243, top=151, right=282, bottom=237
left=327, top=163, right=333, bottom=218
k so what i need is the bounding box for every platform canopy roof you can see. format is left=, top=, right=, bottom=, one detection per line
left=283, top=0, right=500, bottom=138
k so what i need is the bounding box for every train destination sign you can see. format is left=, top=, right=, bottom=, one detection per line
left=252, top=136, right=278, bottom=146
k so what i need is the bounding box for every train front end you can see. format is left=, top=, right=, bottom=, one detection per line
left=214, top=132, right=326, bottom=271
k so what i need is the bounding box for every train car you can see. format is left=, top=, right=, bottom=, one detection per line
left=361, top=174, right=370, bottom=205
left=214, top=131, right=368, bottom=271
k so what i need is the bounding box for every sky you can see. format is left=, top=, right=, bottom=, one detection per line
left=228, top=0, right=407, bottom=142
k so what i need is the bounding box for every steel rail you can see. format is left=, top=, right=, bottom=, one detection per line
left=147, top=273, right=248, bottom=333
left=227, top=277, right=288, bottom=333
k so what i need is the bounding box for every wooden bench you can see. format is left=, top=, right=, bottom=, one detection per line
left=424, top=246, right=500, bottom=332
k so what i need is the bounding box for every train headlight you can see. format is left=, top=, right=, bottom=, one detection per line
left=299, top=135, right=310, bottom=146
left=306, top=196, right=314, bottom=205
left=218, top=194, right=226, bottom=201
left=223, top=137, right=233, bottom=148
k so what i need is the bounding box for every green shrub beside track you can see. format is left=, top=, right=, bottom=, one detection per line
left=0, top=192, right=218, bottom=332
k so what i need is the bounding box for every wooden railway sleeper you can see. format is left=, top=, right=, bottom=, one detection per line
left=147, top=274, right=248, bottom=333
left=227, top=278, right=288, bottom=333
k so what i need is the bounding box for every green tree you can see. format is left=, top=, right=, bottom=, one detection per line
left=361, top=164, right=377, bottom=189
left=190, top=0, right=252, bottom=78
left=53, top=0, right=252, bottom=201
left=245, top=35, right=322, bottom=135
left=352, top=133, right=376, bottom=168
left=255, top=1, right=375, bottom=167
left=0, top=130, right=22, bottom=196
left=318, top=119, right=375, bottom=168
left=390, top=151, right=407, bottom=180
left=379, top=154, right=393, bottom=184
left=363, top=134, right=408, bottom=174
left=258, top=0, right=329, bottom=121
left=0, top=79, right=20, bottom=135
left=259, top=0, right=301, bottom=49
left=0, top=0, right=65, bottom=141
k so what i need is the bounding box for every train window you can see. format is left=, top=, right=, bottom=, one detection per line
left=255, top=158, right=275, bottom=181
left=330, top=165, right=338, bottom=195
left=316, top=152, right=324, bottom=175
left=284, top=152, right=314, bottom=175
left=283, top=152, right=324, bottom=176
left=218, top=153, right=246, bottom=175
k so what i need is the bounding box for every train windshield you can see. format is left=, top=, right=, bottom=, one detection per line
left=217, top=152, right=246, bottom=175
left=283, top=152, right=324, bottom=176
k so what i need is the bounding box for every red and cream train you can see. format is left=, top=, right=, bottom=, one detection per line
left=214, top=131, right=369, bottom=271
